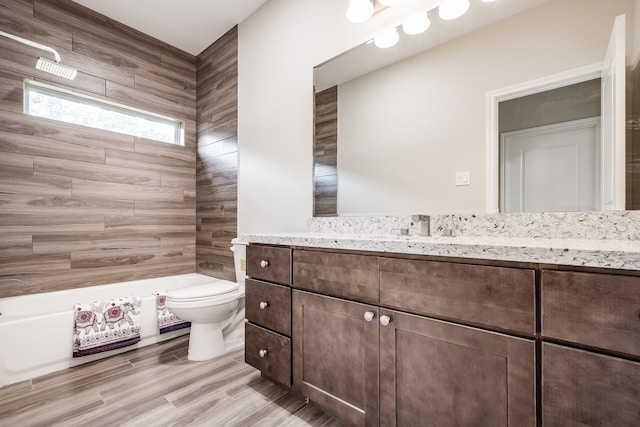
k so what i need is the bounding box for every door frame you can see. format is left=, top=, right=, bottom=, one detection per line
left=485, top=62, right=603, bottom=213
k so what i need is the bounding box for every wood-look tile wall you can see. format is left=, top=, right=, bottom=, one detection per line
left=0, top=0, right=197, bottom=297
left=195, top=27, right=238, bottom=281
left=314, top=86, right=338, bottom=217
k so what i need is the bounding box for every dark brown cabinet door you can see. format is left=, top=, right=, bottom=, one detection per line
left=542, top=343, right=640, bottom=426
left=292, top=290, right=379, bottom=427
left=379, top=309, right=536, bottom=427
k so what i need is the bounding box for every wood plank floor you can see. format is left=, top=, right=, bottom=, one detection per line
left=0, top=335, right=345, bottom=427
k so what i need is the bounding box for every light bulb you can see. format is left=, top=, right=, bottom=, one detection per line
left=379, top=0, right=403, bottom=6
left=438, top=0, right=470, bottom=20
left=347, top=0, right=374, bottom=23
left=374, top=27, right=400, bottom=48
left=402, top=12, right=430, bottom=35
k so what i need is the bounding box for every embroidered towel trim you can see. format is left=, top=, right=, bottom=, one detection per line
left=73, top=296, right=141, bottom=357
left=155, top=292, right=191, bottom=334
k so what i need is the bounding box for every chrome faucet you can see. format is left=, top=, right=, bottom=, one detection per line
left=411, top=215, right=430, bottom=236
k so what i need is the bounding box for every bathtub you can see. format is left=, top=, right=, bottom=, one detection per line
left=0, top=273, right=245, bottom=388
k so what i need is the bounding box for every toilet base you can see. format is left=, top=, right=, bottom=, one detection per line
left=187, top=322, right=225, bottom=361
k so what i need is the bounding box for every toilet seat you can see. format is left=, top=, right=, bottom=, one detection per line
left=167, top=281, right=238, bottom=301
left=165, top=280, right=241, bottom=308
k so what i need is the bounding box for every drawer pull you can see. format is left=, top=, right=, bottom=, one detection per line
left=364, top=311, right=375, bottom=322
left=259, top=349, right=268, bottom=358
left=259, top=301, right=269, bottom=310
left=380, top=315, right=391, bottom=326
left=260, top=260, right=269, bottom=268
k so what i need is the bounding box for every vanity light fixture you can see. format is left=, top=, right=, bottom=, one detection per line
left=363, top=0, right=490, bottom=49
left=374, top=27, right=400, bottom=48
left=402, top=12, right=431, bottom=35
left=347, top=0, right=374, bottom=23
left=439, top=0, right=470, bottom=20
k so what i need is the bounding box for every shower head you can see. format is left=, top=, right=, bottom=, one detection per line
left=36, top=57, right=78, bottom=80
left=0, top=30, right=78, bottom=80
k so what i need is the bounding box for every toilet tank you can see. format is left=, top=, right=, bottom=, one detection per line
left=231, top=238, right=247, bottom=288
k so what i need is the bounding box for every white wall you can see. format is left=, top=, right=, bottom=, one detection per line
left=238, top=0, right=450, bottom=233
left=237, top=0, right=634, bottom=232
left=237, top=0, right=348, bottom=234
left=337, top=0, right=634, bottom=216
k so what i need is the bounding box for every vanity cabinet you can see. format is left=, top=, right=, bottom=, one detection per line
left=541, top=270, right=640, bottom=425
left=291, top=250, right=536, bottom=427
left=245, top=243, right=640, bottom=426
left=244, top=245, right=292, bottom=387
left=291, top=249, right=381, bottom=426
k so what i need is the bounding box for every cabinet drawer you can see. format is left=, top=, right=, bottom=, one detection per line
left=542, top=270, right=640, bottom=356
left=542, top=343, right=640, bottom=426
left=379, top=257, right=536, bottom=335
left=245, top=323, right=291, bottom=387
left=293, top=250, right=379, bottom=304
left=247, top=245, right=291, bottom=285
left=246, top=278, right=291, bottom=336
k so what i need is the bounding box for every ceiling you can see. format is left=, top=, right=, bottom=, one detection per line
left=71, top=0, right=269, bottom=56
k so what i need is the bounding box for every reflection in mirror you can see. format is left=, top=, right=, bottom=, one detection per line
left=312, top=0, right=639, bottom=217
left=498, top=79, right=602, bottom=213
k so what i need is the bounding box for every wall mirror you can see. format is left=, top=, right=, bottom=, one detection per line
left=312, top=0, right=638, bottom=217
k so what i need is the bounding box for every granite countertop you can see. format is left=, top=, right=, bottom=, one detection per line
left=239, top=232, right=640, bottom=271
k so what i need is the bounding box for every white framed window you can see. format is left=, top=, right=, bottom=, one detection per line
left=24, top=80, right=184, bottom=145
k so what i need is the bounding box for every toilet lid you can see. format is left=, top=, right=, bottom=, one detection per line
left=166, top=280, right=238, bottom=302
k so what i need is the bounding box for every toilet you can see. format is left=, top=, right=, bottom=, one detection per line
left=165, top=239, right=247, bottom=361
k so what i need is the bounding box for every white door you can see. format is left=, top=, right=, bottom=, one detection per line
left=601, top=14, right=626, bottom=210
left=501, top=118, right=600, bottom=213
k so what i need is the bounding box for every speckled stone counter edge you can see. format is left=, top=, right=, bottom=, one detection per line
left=240, top=233, right=640, bottom=271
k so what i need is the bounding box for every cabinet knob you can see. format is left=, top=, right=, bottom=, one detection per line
left=259, top=301, right=269, bottom=310
left=260, top=260, right=269, bottom=268
left=363, top=311, right=375, bottom=322
left=259, top=349, right=268, bottom=358
left=380, top=315, right=391, bottom=326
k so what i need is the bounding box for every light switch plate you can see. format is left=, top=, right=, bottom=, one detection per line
left=456, top=171, right=470, bottom=186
